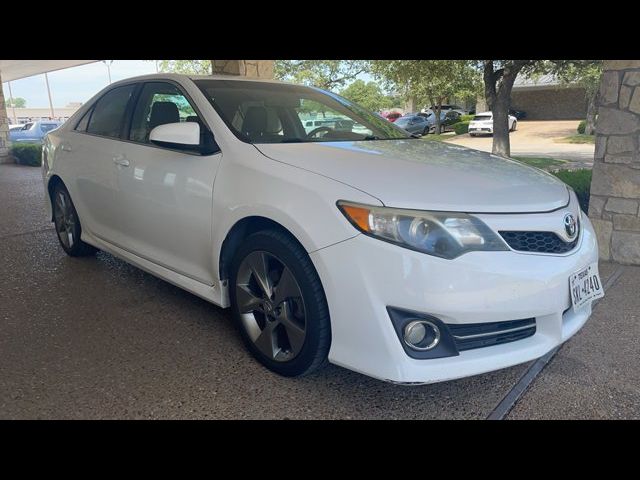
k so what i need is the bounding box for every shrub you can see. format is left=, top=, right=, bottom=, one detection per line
left=452, top=121, right=470, bottom=135
left=577, top=120, right=586, bottom=134
left=552, top=169, right=592, bottom=212
left=460, top=114, right=475, bottom=123
left=10, top=143, right=42, bottom=167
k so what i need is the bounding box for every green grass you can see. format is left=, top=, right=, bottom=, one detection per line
left=512, top=156, right=567, bottom=170
left=555, top=134, right=595, bottom=144
left=551, top=169, right=592, bottom=212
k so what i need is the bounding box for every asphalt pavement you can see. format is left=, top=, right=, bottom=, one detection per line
left=0, top=164, right=634, bottom=419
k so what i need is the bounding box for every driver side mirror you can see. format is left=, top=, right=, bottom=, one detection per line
left=150, top=122, right=200, bottom=149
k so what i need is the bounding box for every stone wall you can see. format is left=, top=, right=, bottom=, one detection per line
left=0, top=71, right=11, bottom=164
left=211, top=60, right=274, bottom=79
left=589, top=60, right=640, bottom=264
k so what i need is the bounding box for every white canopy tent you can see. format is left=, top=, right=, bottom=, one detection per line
left=0, top=60, right=99, bottom=122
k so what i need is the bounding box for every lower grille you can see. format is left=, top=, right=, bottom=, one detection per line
left=499, top=231, right=578, bottom=254
left=447, top=318, right=536, bottom=351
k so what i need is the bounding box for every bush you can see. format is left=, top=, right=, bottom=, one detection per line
left=552, top=169, right=592, bottom=212
left=10, top=143, right=42, bottom=167
left=460, top=114, right=475, bottom=123
left=577, top=120, right=586, bottom=134
left=452, top=121, right=470, bottom=135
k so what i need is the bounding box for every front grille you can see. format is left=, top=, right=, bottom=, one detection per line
left=499, top=231, right=578, bottom=254
left=447, top=318, right=536, bottom=351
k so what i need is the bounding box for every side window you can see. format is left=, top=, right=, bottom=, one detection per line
left=40, top=123, right=59, bottom=133
left=75, top=108, right=93, bottom=132
left=86, top=84, right=136, bottom=138
left=129, top=82, right=199, bottom=144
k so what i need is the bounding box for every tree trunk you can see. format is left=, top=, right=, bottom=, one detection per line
left=492, top=92, right=511, bottom=156
left=584, top=89, right=599, bottom=135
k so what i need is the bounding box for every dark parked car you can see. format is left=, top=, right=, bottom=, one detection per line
left=425, top=110, right=462, bottom=133
left=394, top=114, right=430, bottom=135
left=9, top=120, right=63, bottom=143
left=509, top=109, right=527, bottom=120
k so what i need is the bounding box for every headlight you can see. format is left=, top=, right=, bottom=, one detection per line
left=337, top=201, right=508, bottom=259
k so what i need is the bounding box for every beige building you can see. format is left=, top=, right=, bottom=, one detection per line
left=6, top=103, right=81, bottom=125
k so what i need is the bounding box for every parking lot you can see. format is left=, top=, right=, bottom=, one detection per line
left=1, top=164, right=638, bottom=420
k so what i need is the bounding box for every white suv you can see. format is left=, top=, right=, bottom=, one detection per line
left=468, top=111, right=518, bottom=136
left=41, top=74, right=602, bottom=384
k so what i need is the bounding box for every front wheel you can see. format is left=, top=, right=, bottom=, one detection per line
left=229, top=229, right=331, bottom=377
left=510, top=120, right=517, bottom=132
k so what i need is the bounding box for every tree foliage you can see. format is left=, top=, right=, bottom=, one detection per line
left=274, top=60, right=369, bottom=90
left=338, top=79, right=397, bottom=112
left=156, top=60, right=212, bottom=75
left=371, top=60, right=481, bottom=132
left=6, top=97, right=26, bottom=108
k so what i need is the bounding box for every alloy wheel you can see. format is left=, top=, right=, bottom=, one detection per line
left=235, top=251, right=307, bottom=362
left=53, top=190, right=76, bottom=249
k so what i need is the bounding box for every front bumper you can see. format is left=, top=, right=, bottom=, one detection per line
left=310, top=215, right=599, bottom=384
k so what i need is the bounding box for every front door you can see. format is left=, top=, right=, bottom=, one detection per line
left=113, top=81, right=221, bottom=285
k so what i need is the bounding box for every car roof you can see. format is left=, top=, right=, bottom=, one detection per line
left=474, top=111, right=493, bottom=116
left=107, top=72, right=296, bottom=88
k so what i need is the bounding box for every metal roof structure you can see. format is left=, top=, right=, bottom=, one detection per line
left=0, top=60, right=99, bottom=82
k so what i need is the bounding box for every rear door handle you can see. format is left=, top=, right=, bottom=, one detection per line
left=112, top=155, right=130, bottom=167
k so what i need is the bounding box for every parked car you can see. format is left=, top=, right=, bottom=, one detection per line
left=425, top=110, right=462, bottom=133
left=394, top=114, right=430, bottom=135
left=42, top=74, right=601, bottom=384
left=384, top=111, right=402, bottom=122
left=9, top=120, right=63, bottom=143
left=509, top=109, right=527, bottom=120
left=423, top=104, right=467, bottom=115
left=468, top=111, right=518, bottom=136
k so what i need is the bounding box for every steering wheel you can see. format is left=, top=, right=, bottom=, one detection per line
left=306, top=126, right=333, bottom=139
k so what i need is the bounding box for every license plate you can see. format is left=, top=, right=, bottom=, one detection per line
left=569, top=262, right=604, bottom=310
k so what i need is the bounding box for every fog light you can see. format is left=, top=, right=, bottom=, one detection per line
left=403, top=320, right=440, bottom=351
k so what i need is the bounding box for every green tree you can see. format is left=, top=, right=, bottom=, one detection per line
left=372, top=60, right=480, bottom=133
left=554, top=60, right=603, bottom=135
left=339, top=79, right=394, bottom=112
left=156, top=60, right=212, bottom=75
left=275, top=60, right=369, bottom=90
left=6, top=97, right=26, bottom=108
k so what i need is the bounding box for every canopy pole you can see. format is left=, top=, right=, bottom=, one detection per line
left=7, top=81, right=17, bottom=124
left=44, top=72, right=55, bottom=119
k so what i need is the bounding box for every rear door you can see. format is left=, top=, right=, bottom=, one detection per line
left=65, top=83, right=138, bottom=244
left=113, top=81, right=221, bottom=285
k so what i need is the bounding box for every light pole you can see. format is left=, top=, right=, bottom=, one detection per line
left=102, top=60, right=113, bottom=84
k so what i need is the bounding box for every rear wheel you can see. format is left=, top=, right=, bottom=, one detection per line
left=52, top=183, right=97, bottom=257
left=229, top=229, right=331, bottom=377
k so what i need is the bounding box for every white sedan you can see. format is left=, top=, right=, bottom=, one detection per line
left=41, top=74, right=601, bottom=384
left=468, top=111, right=518, bottom=136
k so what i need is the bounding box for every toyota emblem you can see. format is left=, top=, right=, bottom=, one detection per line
left=564, top=213, right=578, bottom=238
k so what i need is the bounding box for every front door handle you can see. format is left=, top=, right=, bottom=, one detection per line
left=113, top=155, right=130, bottom=167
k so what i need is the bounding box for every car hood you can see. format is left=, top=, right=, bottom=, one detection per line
left=255, top=140, right=569, bottom=213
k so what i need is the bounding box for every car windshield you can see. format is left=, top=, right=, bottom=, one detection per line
left=194, top=79, right=411, bottom=144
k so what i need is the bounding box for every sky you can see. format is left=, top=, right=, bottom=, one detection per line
left=2, top=61, right=374, bottom=108
left=2, top=61, right=158, bottom=108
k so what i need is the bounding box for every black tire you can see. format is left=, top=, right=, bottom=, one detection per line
left=229, top=229, right=331, bottom=377
left=511, top=121, right=517, bottom=132
left=423, top=127, right=429, bottom=135
left=52, top=183, right=97, bottom=257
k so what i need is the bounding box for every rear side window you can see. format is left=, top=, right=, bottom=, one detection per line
left=41, top=123, right=59, bottom=133
left=87, top=84, right=136, bottom=138
left=75, top=108, right=92, bottom=132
